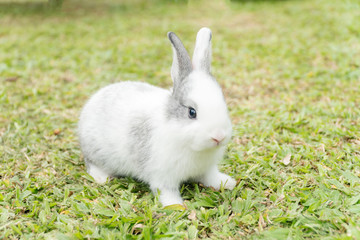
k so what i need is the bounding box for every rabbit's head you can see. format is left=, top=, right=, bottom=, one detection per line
left=166, top=28, right=232, bottom=152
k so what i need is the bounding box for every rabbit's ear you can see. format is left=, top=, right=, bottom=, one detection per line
left=192, top=27, right=212, bottom=73
left=168, top=32, right=192, bottom=89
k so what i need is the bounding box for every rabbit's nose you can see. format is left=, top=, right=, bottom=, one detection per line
left=211, top=136, right=225, bottom=145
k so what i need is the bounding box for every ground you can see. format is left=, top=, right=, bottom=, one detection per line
left=0, top=0, right=360, bottom=239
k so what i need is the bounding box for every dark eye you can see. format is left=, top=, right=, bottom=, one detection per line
left=188, top=107, right=197, bottom=119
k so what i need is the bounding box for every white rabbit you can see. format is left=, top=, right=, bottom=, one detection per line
left=78, top=28, right=236, bottom=206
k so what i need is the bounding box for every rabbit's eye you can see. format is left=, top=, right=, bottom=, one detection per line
left=188, top=107, right=197, bottom=119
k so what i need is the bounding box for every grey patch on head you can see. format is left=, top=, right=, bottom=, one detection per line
left=128, top=115, right=153, bottom=169
left=166, top=78, right=198, bottom=121
left=166, top=76, right=190, bottom=120
left=166, top=95, right=189, bottom=120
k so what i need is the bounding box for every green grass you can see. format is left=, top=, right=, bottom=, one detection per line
left=1, top=0, right=360, bottom=239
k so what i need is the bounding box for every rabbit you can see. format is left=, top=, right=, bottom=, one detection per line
left=78, top=27, right=236, bottom=206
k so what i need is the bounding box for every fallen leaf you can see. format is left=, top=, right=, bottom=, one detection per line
left=282, top=153, right=291, bottom=165
left=132, top=223, right=144, bottom=235
left=322, top=164, right=332, bottom=171
left=227, top=213, right=235, bottom=223
left=153, top=212, right=166, bottom=219
left=320, top=144, right=325, bottom=153
left=5, top=76, right=19, bottom=82
left=133, top=224, right=144, bottom=229
left=62, top=76, right=74, bottom=82
left=258, top=213, right=266, bottom=231
left=131, top=205, right=138, bottom=213
left=188, top=210, right=197, bottom=220
left=278, top=194, right=285, bottom=201
left=53, top=129, right=61, bottom=135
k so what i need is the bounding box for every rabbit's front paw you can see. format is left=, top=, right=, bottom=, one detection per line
left=87, top=163, right=109, bottom=184
left=220, top=174, right=236, bottom=190
left=199, top=169, right=236, bottom=190
left=154, top=187, right=183, bottom=207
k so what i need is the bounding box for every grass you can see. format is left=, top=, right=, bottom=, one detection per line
left=1, top=0, right=360, bottom=239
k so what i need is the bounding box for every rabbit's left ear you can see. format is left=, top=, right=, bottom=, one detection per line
left=192, top=27, right=212, bottom=73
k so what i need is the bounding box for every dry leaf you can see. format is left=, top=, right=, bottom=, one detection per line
left=23, top=152, right=31, bottom=162
left=132, top=223, right=144, bottom=235
left=322, top=164, right=332, bottom=171
left=131, top=205, right=138, bottom=213
left=320, top=144, right=325, bottom=153
left=5, top=76, right=19, bottom=82
left=53, top=129, right=61, bottom=135
left=264, top=189, right=271, bottom=197
left=188, top=210, right=197, bottom=220
left=62, top=75, right=74, bottom=82
left=153, top=212, right=166, bottom=219
left=133, top=223, right=144, bottom=229
left=258, top=213, right=266, bottom=231
left=278, top=194, right=285, bottom=201
left=282, top=153, right=291, bottom=165
left=227, top=213, right=235, bottom=223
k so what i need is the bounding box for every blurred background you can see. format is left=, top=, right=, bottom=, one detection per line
left=1, top=0, right=359, bottom=132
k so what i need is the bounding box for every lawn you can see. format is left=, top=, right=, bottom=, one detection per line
left=1, top=0, right=360, bottom=239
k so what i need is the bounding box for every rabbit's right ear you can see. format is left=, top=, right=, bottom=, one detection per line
left=168, top=32, right=192, bottom=90
left=192, top=27, right=212, bottom=73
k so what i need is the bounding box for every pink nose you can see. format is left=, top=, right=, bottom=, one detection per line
left=212, top=136, right=225, bottom=145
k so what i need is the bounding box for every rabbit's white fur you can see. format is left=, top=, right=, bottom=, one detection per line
left=78, top=28, right=236, bottom=206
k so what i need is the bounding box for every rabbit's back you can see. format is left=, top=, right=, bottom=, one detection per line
left=78, top=81, right=169, bottom=177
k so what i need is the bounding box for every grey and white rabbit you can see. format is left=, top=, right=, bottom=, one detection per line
left=78, top=28, right=236, bottom=206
